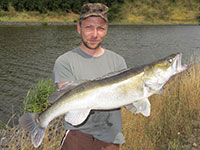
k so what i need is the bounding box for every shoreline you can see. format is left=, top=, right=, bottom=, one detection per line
left=0, top=21, right=199, bottom=26
left=0, top=21, right=77, bottom=26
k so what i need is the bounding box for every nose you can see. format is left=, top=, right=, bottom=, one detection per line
left=92, top=28, right=98, bottom=38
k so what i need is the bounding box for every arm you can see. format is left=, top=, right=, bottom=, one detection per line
left=57, top=82, right=69, bottom=89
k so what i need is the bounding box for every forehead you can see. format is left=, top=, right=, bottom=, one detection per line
left=81, top=16, right=107, bottom=26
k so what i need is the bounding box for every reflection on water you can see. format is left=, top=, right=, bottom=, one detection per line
left=0, top=25, right=200, bottom=123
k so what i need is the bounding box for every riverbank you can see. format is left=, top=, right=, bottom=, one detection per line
left=0, top=0, right=200, bottom=25
left=0, top=10, right=79, bottom=24
left=1, top=22, right=199, bottom=26
left=0, top=15, right=199, bottom=26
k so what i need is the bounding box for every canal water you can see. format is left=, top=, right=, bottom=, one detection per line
left=0, top=24, right=200, bottom=124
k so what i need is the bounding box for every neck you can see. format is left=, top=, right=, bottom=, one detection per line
left=80, top=44, right=105, bottom=57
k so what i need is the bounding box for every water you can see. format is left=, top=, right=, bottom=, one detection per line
left=0, top=24, right=200, bottom=124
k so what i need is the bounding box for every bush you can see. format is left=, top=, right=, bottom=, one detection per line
left=108, top=2, right=123, bottom=22
left=6, top=0, right=124, bottom=13
left=11, top=0, right=24, bottom=11
left=0, top=0, right=9, bottom=11
left=23, top=78, right=56, bottom=113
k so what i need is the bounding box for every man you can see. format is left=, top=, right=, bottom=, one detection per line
left=53, top=3, right=127, bottom=150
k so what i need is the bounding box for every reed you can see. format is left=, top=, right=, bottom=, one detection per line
left=121, top=60, right=200, bottom=150
left=0, top=59, right=200, bottom=150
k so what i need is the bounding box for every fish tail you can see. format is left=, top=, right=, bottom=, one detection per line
left=19, top=113, right=46, bottom=148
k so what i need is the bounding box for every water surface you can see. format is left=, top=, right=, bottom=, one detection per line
left=0, top=24, right=200, bottom=124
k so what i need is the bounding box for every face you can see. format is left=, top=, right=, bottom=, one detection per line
left=77, top=16, right=108, bottom=50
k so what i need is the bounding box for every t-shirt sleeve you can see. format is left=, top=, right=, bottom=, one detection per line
left=118, top=57, right=127, bottom=71
left=53, top=56, right=75, bottom=87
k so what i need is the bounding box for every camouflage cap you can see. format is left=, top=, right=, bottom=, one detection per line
left=80, top=3, right=109, bottom=22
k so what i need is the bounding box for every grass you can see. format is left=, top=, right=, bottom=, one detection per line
left=23, top=78, right=56, bottom=113
left=0, top=59, right=200, bottom=149
left=113, top=0, right=200, bottom=24
left=0, top=0, right=200, bottom=24
left=121, top=60, right=200, bottom=149
left=0, top=6, right=79, bottom=23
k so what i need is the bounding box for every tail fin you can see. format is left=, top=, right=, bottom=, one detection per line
left=19, top=113, right=47, bottom=148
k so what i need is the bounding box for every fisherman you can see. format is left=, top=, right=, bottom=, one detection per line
left=53, top=3, right=127, bottom=150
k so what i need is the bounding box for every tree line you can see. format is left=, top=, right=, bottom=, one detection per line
left=0, top=0, right=124, bottom=13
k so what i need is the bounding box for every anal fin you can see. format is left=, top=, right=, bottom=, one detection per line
left=64, top=109, right=91, bottom=126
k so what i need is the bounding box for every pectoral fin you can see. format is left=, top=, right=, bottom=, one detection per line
left=64, top=109, right=91, bottom=126
left=132, top=98, right=151, bottom=117
left=155, top=88, right=163, bottom=95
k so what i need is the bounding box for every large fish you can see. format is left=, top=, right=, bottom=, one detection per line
left=19, top=53, right=187, bottom=148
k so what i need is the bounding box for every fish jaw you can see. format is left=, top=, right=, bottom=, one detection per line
left=143, top=53, right=187, bottom=91
left=175, top=53, right=187, bottom=73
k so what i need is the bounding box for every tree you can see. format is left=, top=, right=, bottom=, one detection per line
left=0, top=0, right=9, bottom=11
left=11, top=0, right=24, bottom=11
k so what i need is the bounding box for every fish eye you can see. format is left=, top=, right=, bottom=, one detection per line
left=168, top=58, right=173, bottom=63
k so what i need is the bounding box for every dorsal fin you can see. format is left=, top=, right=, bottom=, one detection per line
left=95, top=68, right=128, bottom=80
left=47, top=80, right=86, bottom=103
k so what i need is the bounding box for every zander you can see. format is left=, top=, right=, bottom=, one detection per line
left=19, top=53, right=187, bottom=148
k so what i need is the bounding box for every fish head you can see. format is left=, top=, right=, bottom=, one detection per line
left=144, top=53, right=187, bottom=90
left=153, top=52, right=187, bottom=75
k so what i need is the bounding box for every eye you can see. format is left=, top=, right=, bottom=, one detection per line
left=84, top=25, right=93, bottom=30
left=98, top=27, right=105, bottom=31
left=168, top=58, right=173, bottom=63
left=85, top=25, right=92, bottom=29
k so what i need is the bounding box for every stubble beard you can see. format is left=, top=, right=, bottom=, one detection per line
left=82, top=38, right=101, bottom=50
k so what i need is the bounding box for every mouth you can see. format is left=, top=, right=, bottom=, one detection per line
left=174, top=53, right=188, bottom=73
left=89, top=39, right=99, bottom=43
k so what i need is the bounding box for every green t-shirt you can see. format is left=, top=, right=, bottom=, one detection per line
left=53, top=47, right=127, bottom=144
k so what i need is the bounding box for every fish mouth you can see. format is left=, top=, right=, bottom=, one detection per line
left=174, top=53, right=187, bottom=73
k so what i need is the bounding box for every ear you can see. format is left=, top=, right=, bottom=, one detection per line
left=77, top=23, right=81, bottom=34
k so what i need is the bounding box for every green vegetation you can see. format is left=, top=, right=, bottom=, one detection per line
left=0, top=0, right=124, bottom=13
left=23, top=78, right=56, bottom=113
left=0, top=58, right=200, bottom=149
left=0, top=0, right=199, bottom=24
left=118, top=0, right=200, bottom=24
left=0, top=0, right=124, bottom=22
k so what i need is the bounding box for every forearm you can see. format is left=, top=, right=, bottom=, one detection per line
left=57, top=82, right=69, bottom=89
